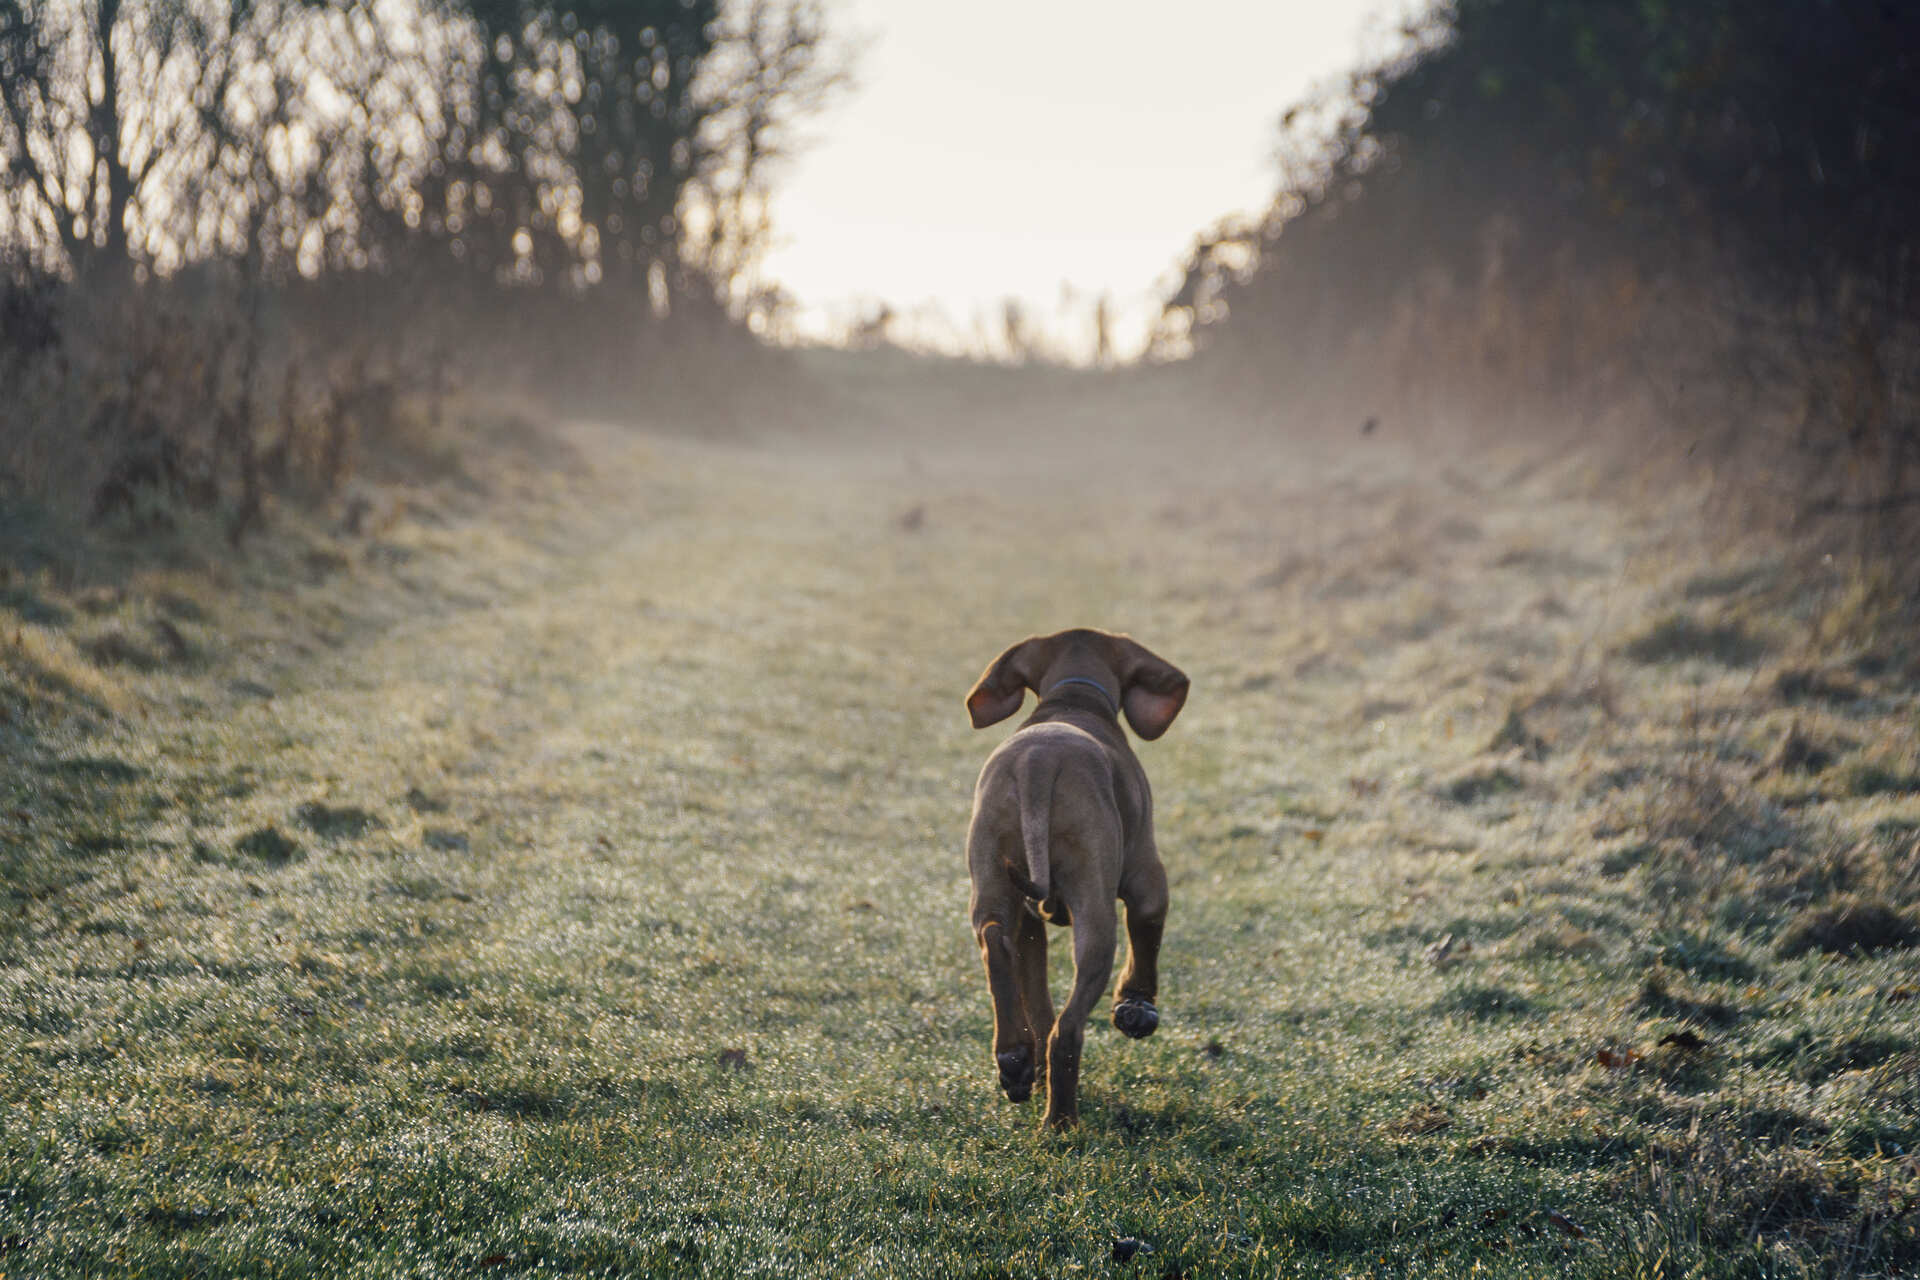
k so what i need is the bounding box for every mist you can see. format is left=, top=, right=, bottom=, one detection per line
left=3, top=2, right=1919, bottom=1275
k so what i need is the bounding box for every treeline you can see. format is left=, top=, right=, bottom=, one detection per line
left=1, top=0, right=842, bottom=538
left=1170, top=0, right=1920, bottom=566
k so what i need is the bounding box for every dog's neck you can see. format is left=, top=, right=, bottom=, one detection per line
left=1041, top=676, right=1117, bottom=716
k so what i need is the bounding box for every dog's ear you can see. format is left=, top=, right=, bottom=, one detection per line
left=966, top=636, right=1050, bottom=729
left=1116, top=638, right=1189, bottom=740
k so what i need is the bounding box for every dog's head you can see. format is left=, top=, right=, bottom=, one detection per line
left=965, top=629, right=1189, bottom=740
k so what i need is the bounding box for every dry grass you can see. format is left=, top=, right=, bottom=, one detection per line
left=0, top=619, right=137, bottom=721
left=1, top=369, right=1917, bottom=1277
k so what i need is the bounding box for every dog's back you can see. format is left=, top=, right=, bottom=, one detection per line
left=971, top=719, right=1125, bottom=918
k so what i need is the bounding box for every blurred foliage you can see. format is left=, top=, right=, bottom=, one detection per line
left=0, top=0, right=830, bottom=308
left=0, top=0, right=845, bottom=534
left=1176, top=0, right=1920, bottom=574
left=1311, top=0, right=1910, bottom=316
left=453, top=0, right=718, bottom=296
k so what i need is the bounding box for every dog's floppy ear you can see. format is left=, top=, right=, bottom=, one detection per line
left=1116, top=638, right=1189, bottom=740
left=966, top=636, right=1050, bottom=729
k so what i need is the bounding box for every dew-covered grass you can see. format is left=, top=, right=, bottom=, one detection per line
left=3, top=411, right=1917, bottom=1278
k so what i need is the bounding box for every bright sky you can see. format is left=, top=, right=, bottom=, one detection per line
left=758, top=0, right=1419, bottom=359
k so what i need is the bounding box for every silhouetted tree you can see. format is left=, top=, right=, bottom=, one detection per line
left=0, top=0, right=286, bottom=279
left=685, top=0, right=850, bottom=322
left=446, top=0, right=716, bottom=303
left=1186, top=0, right=1920, bottom=564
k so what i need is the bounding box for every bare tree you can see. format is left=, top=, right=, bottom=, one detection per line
left=687, top=0, right=852, bottom=321
left=0, top=0, right=287, bottom=279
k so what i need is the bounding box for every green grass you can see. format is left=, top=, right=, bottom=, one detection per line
left=2, top=407, right=1918, bottom=1277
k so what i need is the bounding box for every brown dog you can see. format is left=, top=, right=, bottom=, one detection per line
left=963, top=629, right=1190, bottom=1129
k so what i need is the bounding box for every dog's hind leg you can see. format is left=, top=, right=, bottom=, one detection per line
left=1013, top=904, right=1054, bottom=1084
left=975, top=913, right=1038, bottom=1103
left=1042, top=897, right=1117, bottom=1131
left=1113, top=852, right=1167, bottom=1040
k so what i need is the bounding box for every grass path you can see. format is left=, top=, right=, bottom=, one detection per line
left=3, top=411, right=1917, bottom=1277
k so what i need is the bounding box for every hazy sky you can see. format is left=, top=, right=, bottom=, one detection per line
left=758, top=0, right=1417, bottom=356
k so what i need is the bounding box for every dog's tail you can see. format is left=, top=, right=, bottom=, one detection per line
left=1006, top=754, right=1054, bottom=902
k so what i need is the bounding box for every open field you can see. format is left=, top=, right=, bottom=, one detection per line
left=3, top=381, right=1918, bottom=1278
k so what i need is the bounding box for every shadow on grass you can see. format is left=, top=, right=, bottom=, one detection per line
left=1432, top=983, right=1538, bottom=1021
left=1621, top=613, right=1768, bottom=666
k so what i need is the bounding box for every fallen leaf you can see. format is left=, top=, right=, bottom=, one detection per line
left=1425, top=933, right=1472, bottom=968
left=1546, top=1208, right=1587, bottom=1239
left=1387, top=1104, right=1453, bottom=1136
left=1301, top=828, right=1325, bottom=842
left=1657, top=1029, right=1707, bottom=1052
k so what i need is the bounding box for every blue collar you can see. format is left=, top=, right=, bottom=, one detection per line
left=1046, top=676, right=1117, bottom=713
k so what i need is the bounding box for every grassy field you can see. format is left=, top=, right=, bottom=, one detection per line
left=3, top=381, right=1918, bottom=1278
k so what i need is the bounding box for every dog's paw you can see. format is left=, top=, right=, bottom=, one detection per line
left=1112, top=998, right=1159, bottom=1040
left=996, top=1047, right=1036, bottom=1102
